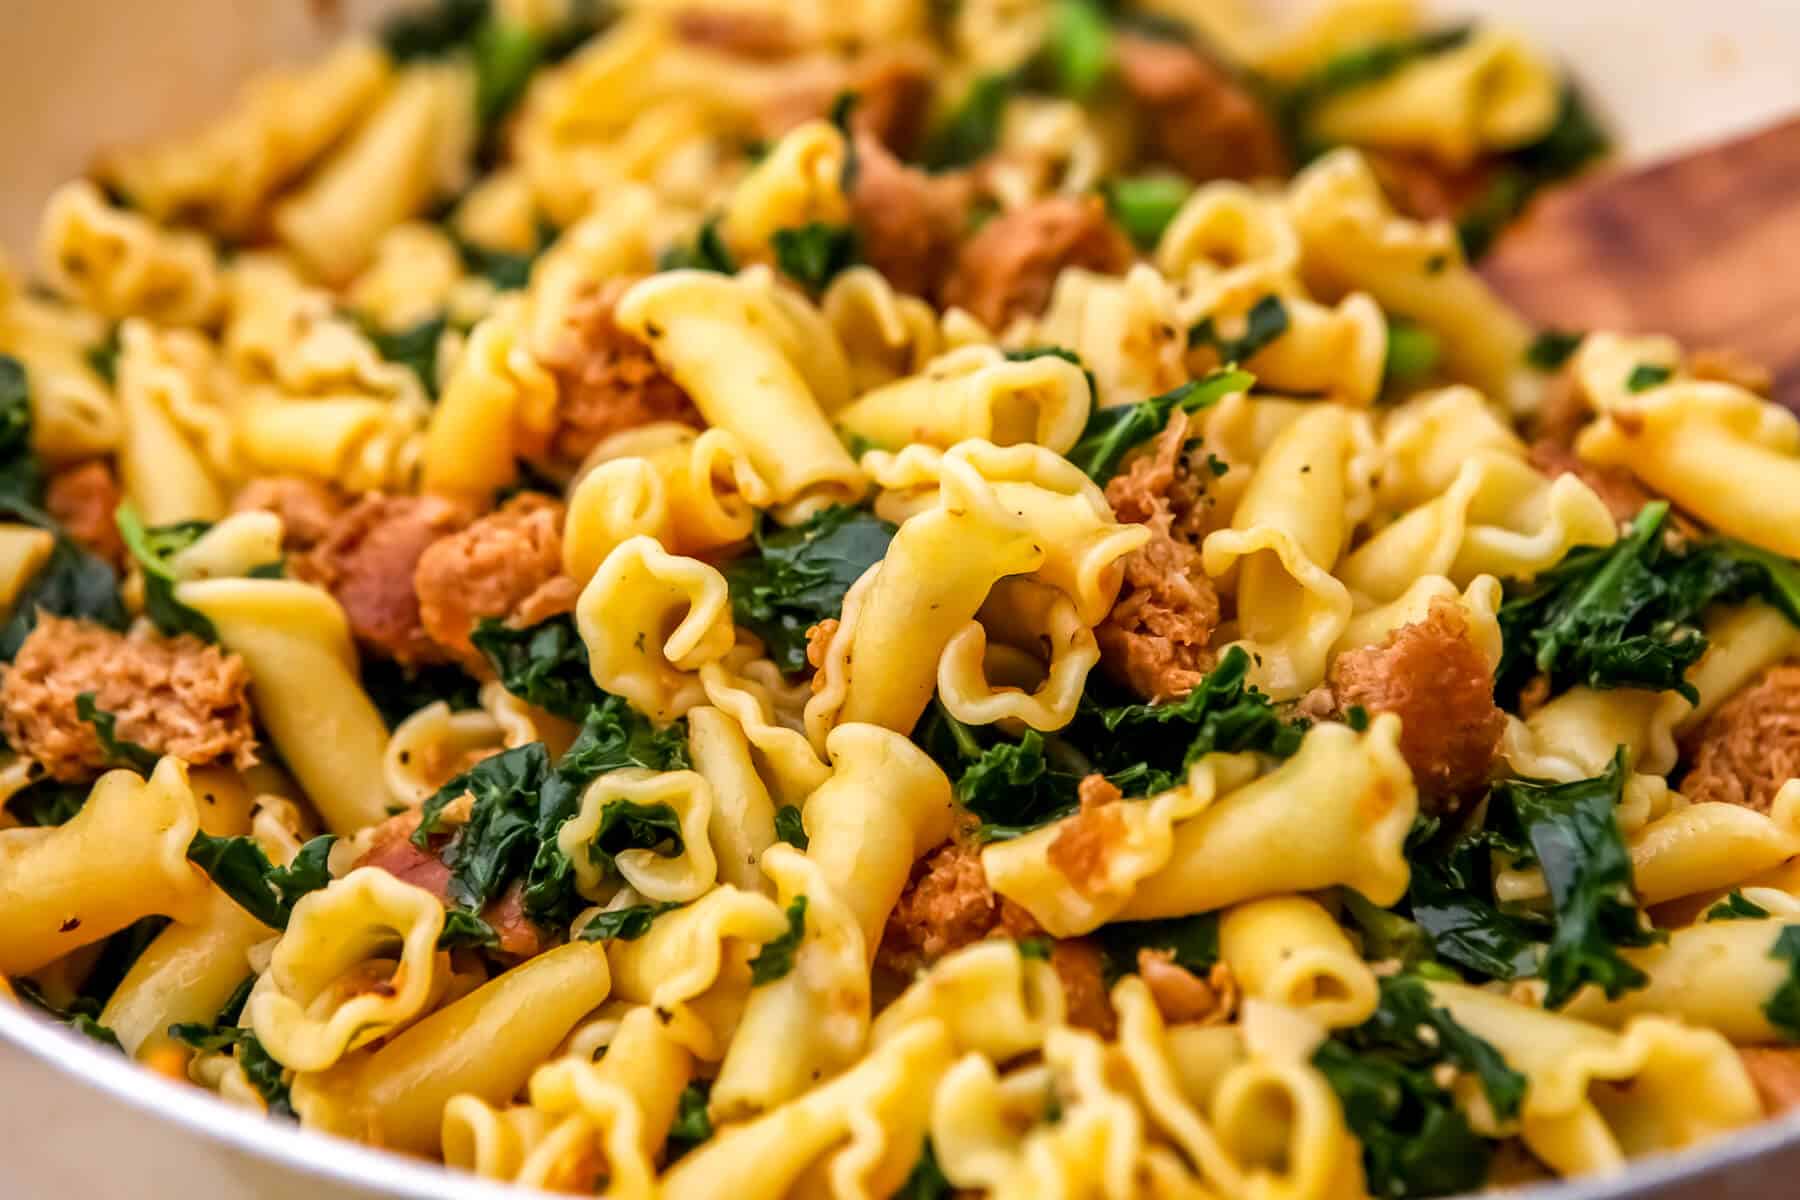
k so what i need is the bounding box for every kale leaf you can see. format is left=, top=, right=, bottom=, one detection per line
left=438, top=909, right=500, bottom=951
left=360, top=314, right=448, bottom=400
left=416, top=741, right=551, bottom=911
left=1525, top=330, right=1585, bottom=371
left=1487, top=751, right=1658, bottom=1008
left=584, top=799, right=683, bottom=877
left=666, top=1079, right=714, bottom=1160
left=893, top=1139, right=954, bottom=1200
left=1314, top=973, right=1523, bottom=1199
left=658, top=218, right=738, bottom=274
left=577, top=900, right=684, bottom=942
left=1065, top=367, right=1253, bottom=483
left=115, top=505, right=216, bottom=641
left=1405, top=836, right=1543, bottom=982
left=723, top=505, right=896, bottom=673
left=1188, top=296, right=1290, bottom=365
left=473, top=612, right=601, bottom=720
left=13, top=979, right=125, bottom=1053
left=773, top=804, right=809, bottom=849
left=1766, top=926, right=1800, bottom=1042
left=166, top=1017, right=295, bottom=1118
left=1094, top=914, right=1220, bottom=986
left=771, top=222, right=860, bottom=292
left=749, top=895, right=808, bottom=985
left=1707, top=891, right=1773, bottom=922
left=921, top=74, right=1015, bottom=172
left=1099, top=644, right=1307, bottom=765
left=1039, top=0, right=1113, bottom=99
left=1104, top=175, right=1193, bottom=249
left=379, top=0, right=488, bottom=59
left=1384, top=319, right=1442, bottom=387
left=360, top=657, right=483, bottom=729
left=185, top=832, right=338, bottom=930
left=75, top=693, right=159, bottom=773
left=1457, top=85, right=1610, bottom=259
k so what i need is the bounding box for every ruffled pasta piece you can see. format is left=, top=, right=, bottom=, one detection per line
left=94, top=40, right=391, bottom=238
left=1554, top=890, right=1800, bottom=1042
left=1201, top=405, right=1372, bottom=697
left=834, top=343, right=1092, bottom=455
left=0, top=758, right=208, bottom=975
left=293, top=939, right=614, bottom=1156
left=697, top=659, right=833, bottom=810
left=343, top=221, right=467, bottom=335
left=822, top=266, right=967, bottom=393
left=711, top=846, right=873, bottom=1119
left=38, top=181, right=223, bottom=326
left=713, top=723, right=955, bottom=1115
left=1308, top=27, right=1561, bottom=166
left=1018, top=265, right=1189, bottom=407
left=719, top=119, right=852, bottom=263
left=1286, top=148, right=1532, bottom=403
left=988, top=717, right=1415, bottom=936
left=613, top=269, right=864, bottom=517
left=1157, top=180, right=1302, bottom=298
left=274, top=61, right=478, bottom=284
left=558, top=767, right=719, bottom=903
left=574, top=535, right=735, bottom=723
left=1218, top=896, right=1379, bottom=1030
left=686, top=704, right=780, bottom=894
left=1568, top=330, right=1683, bottom=414
left=1427, top=980, right=1761, bottom=1176
left=519, top=183, right=661, bottom=362
left=441, top=1098, right=566, bottom=1185
left=384, top=702, right=508, bottom=807
left=869, top=939, right=1067, bottom=1062
left=937, top=578, right=1100, bottom=731
left=1193, top=289, right=1388, bottom=407
left=424, top=295, right=560, bottom=497
left=1577, top=372, right=1800, bottom=556
left=605, top=883, right=790, bottom=1060
left=247, top=867, right=450, bottom=1073
left=114, top=319, right=232, bottom=524
left=178, top=578, right=393, bottom=833
left=563, top=422, right=772, bottom=582
left=0, top=272, right=121, bottom=463
left=1374, top=384, right=1525, bottom=510
left=663, top=1019, right=955, bottom=1200
left=1339, top=451, right=1617, bottom=606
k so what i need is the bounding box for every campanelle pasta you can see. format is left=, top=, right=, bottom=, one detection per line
left=6, top=5, right=1800, bottom=1200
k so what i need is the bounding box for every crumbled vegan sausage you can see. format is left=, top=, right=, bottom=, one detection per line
left=299, top=492, right=471, bottom=665
left=45, top=460, right=126, bottom=569
left=0, top=614, right=256, bottom=782
left=1681, top=663, right=1800, bottom=814
left=414, top=493, right=573, bottom=669
left=849, top=132, right=972, bottom=299
left=536, top=279, right=703, bottom=470
left=941, top=195, right=1134, bottom=330
left=231, top=475, right=348, bottom=551
left=1048, top=774, right=1128, bottom=897
left=353, top=807, right=545, bottom=958
left=1096, top=412, right=1221, bottom=700
left=1113, top=33, right=1288, bottom=185
left=1326, top=598, right=1504, bottom=803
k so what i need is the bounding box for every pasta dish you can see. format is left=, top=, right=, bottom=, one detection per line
left=4, top=1, right=1799, bottom=1196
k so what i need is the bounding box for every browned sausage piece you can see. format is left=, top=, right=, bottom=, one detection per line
left=1682, top=664, right=1800, bottom=814
left=0, top=614, right=256, bottom=782
left=535, top=279, right=703, bottom=471
left=1327, top=598, right=1505, bottom=804
left=299, top=493, right=471, bottom=666
left=1114, top=32, right=1288, bottom=185
left=414, top=493, right=572, bottom=670
left=849, top=132, right=972, bottom=300
left=941, top=195, right=1134, bottom=331
left=44, top=460, right=126, bottom=569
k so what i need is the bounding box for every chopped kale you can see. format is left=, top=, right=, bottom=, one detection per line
left=1095, top=913, right=1220, bottom=986
left=13, top=979, right=125, bottom=1053
left=1017, top=936, right=1054, bottom=961
left=185, top=832, right=338, bottom=930
left=416, top=742, right=551, bottom=911
left=473, top=612, right=601, bottom=720
left=771, top=222, right=860, bottom=291
left=921, top=74, right=1015, bottom=172
left=167, top=1017, right=295, bottom=1118
left=1765, top=926, right=1800, bottom=1041
left=1104, top=174, right=1194, bottom=249
left=1457, top=85, right=1610, bottom=259
left=114, top=505, right=216, bottom=641
left=379, top=0, right=488, bottom=59
left=665, top=1079, right=714, bottom=1160
left=1384, top=319, right=1442, bottom=387
left=1039, top=0, right=1113, bottom=99
left=1486, top=751, right=1659, bottom=1008
left=437, top=909, right=500, bottom=951
left=75, top=693, right=159, bottom=773
left=657, top=218, right=738, bottom=274
left=1525, top=329, right=1585, bottom=371
left=84, top=325, right=121, bottom=386
left=1626, top=362, right=1673, bottom=393
left=723, top=505, right=897, bottom=673
left=1707, top=891, right=1773, bottom=922
left=1065, top=367, right=1253, bottom=482
left=584, top=798, right=684, bottom=877
left=360, top=657, right=483, bottom=730
left=1283, top=26, right=1474, bottom=122
left=359, top=314, right=448, bottom=399
left=749, top=895, right=808, bottom=985
left=1098, top=645, right=1308, bottom=766
left=893, top=1139, right=954, bottom=1200
left=577, top=901, right=684, bottom=942
left=1406, top=833, right=1543, bottom=983
left=773, top=804, right=809, bottom=849
left=1188, top=296, right=1290, bottom=365
left=1314, top=973, right=1524, bottom=1199
left=1496, top=502, right=1800, bottom=705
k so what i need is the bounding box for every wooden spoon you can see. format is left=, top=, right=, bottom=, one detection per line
left=1481, top=114, right=1800, bottom=408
